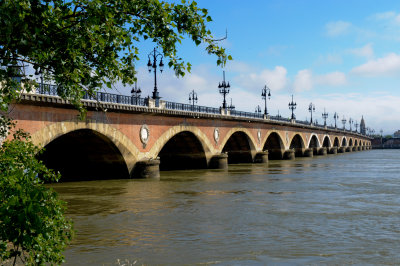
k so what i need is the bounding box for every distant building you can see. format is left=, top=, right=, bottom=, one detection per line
left=360, top=116, right=366, bottom=135
left=394, top=130, right=400, bottom=138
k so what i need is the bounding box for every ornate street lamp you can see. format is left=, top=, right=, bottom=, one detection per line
left=218, top=71, right=230, bottom=109
left=261, top=85, right=271, bottom=116
left=288, top=95, right=297, bottom=120
left=147, top=47, right=164, bottom=105
left=349, top=118, right=353, bottom=131
left=342, top=116, right=347, bottom=130
left=333, top=112, right=339, bottom=128
left=308, top=102, right=315, bottom=124
left=276, top=110, right=282, bottom=119
left=255, top=105, right=261, bottom=115
left=131, top=81, right=142, bottom=105
left=188, top=89, right=198, bottom=111
left=355, top=121, right=359, bottom=133
left=228, top=98, right=235, bottom=111
left=322, top=108, right=328, bottom=126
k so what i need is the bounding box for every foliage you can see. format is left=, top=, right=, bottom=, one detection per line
left=0, top=1, right=226, bottom=264
left=0, top=0, right=230, bottom=112
left=0, top=129, right=73, bottom=265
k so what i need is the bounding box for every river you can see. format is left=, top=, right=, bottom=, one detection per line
left=50, top=150, right=400, bottom=265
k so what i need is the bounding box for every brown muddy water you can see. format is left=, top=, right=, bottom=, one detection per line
left=50, top=150, right=400, bottom=265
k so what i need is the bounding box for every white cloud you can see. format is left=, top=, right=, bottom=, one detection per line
left=293, top=70, right=346, bottom=92
left=316, top=71, right=347, bottom=86
left=234, top=65, right=289, bottom=92
left=293, top=69, right=313, bottom=92
left=349, top=43, right=374, bottom=59
left=325, top=21, right=352, bottom=37
left=351, top=53, right=400, bottom=77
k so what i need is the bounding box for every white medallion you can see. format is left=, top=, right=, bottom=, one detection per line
left=140, top=124, right=149, bottom=146
left=214, top=128, right=220, bottom=143
left=257, top=130, right=261, bottom=143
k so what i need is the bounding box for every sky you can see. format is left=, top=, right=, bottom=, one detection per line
left=116, top=0, right=400, bottom=135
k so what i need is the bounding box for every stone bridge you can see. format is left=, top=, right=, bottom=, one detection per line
left=9, top=93, right=372, bottom=181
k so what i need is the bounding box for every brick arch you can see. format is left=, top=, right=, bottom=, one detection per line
left=261, top=130, right=286, bottom=150
left=341, top=136, right=348, bottom=147
left=148, top=125, right=215, bottom=163
left=349, top=137, right=354, bottom=146
left=307, top=133, right=321, bottom=148
left=289, top=133, right=306, bottom=148
left=219, top=127, right=258, bottom=154
left=30, top=118, right=139, bottom=172
left=322, top=134, right=332, bottom=148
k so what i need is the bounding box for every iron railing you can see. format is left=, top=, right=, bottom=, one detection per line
left=32, top=83, right=367, bottom=135
left=164, top=101, right=220, bottom=114
left=231, top=110, right=263, bottom=119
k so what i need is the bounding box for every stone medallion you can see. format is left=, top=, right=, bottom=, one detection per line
left=140, top=124, right=150, bottom=148
left=214, top=128, right=220, bottom=143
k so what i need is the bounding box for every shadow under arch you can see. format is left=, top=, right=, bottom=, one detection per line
left=263, top=132, right=285, bottom=160
left=38, top=129, right=129, bottom=181
left=341, top=137, right=347, bottom=147
left=30, top=118, right=139, bottom=173
left=322, top=135, right=331, bottom=148
left=308, top=134, right=320, bottom=155
left=289, top=134, right=305, bottom=157
left=333, top=137, right=340, bottom=147
left=148, top=125, right=214, bottom=164
left=222, top=131, right=254, bottom=164
left=157, top=131, right=208, bottom=170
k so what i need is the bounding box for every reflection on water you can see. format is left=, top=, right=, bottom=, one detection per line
left=50, top=150, right=400, bottom=265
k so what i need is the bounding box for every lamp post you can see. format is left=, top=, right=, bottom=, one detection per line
left=228, top=98, right=235, bottom=111
left=308, top=103, right=315, bottom=124
left=147, top=47, right=164, bottom=105
left=349, top=118, right=353, bottom=131
left=355, top=121, right=359, bottom=133
left=342, top=116, right=347, bottom=130
left=255, top=105, right=261, bottom=115
left=276, top=110, right=282, bottom=119
left=333, top=112, right=339, bottom=128
left=131, top=81, right=142, bottom=105
left=218, top=71, right=230, bottom=109
left=261, top=85, right=271, bottom=116
left=322, top=108, right=328, bottom=126
left=288, top=95, right=297, bottom=120
left=188, top=90, right=198, bottom=111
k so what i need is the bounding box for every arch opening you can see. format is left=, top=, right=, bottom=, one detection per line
left=322, top=136, right=331, bottom=148
left=309, top=135, right=320, bottom=155
left=342, top=138, right=347, bottom=147
left=349, top=138, right=353, bottom=146
left=158, top=131, right=207, bottom=170
left=289, top=134, right=305, bottom=157
left=263, top=132, right=284, bottom=160
left=222, top=131, right=253, bottom=164
left=333, top=137, right=339, bottom=147
left=355, top=139, right=358, bottom=146
left=37, top=129, right=129, bottom=181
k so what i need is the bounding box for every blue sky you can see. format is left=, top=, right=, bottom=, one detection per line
left=120, top=0, right=400, bottom=135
